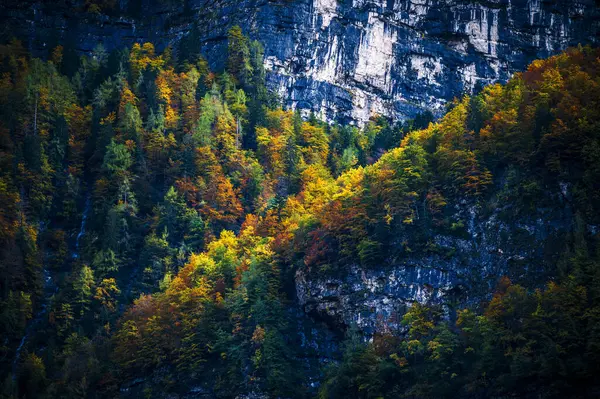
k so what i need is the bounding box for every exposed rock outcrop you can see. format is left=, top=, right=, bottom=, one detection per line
left=295, top=195, right=578, bottom=334
left=267, top=0, right=600, bottom=124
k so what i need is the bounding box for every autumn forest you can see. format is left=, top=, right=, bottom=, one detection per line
left=0, top=21, right=600, bottom=399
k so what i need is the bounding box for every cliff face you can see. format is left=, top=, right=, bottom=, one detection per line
left=1, top=0, right=598, bottom=125
left=295, top=196, right=575, bottom=335
left=266, top=0, right=600, bottom=124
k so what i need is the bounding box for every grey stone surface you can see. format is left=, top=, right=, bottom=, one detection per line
left=295, top=193, right=578, bottom=334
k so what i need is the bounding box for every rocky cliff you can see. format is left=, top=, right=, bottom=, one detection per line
left=1, top=0, right=598, bottom=125
left=295, top=196, right=575, bottom=335
left=267, top=0, right=600, bottom=124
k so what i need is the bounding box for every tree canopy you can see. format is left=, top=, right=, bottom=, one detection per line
left=0, top=29, right=599, bottom=398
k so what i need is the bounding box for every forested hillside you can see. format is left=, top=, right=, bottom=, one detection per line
left=0, top=27, right=599, bottom=398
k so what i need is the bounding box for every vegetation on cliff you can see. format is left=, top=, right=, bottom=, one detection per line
left=0, top=25, right=599, bottom=398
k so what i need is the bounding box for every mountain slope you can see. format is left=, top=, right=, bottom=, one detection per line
left=0, top=9, right=599, bottom=398
left=112, top=45, right=600, bottom=397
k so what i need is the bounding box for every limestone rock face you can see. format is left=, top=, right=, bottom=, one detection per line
left=295, top=196, right=579, bottom=335
left=1, top=0, right=598, bottom=125
left=261, top=0, right=600, bottom=124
